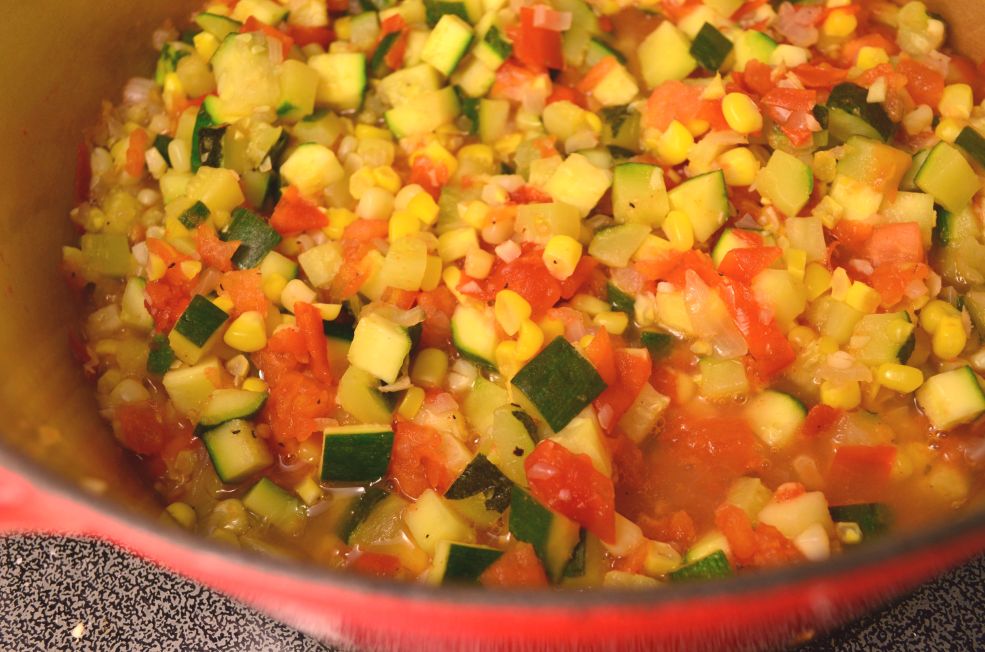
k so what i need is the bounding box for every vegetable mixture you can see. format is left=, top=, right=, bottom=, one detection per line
left=65, top=0, right=985, bottom=588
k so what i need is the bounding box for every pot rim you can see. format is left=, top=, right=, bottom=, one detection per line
left=2, top=442, right=983, bottom=608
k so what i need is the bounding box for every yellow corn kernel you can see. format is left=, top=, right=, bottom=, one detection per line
left=855, top=46, right=889, bottom=71
left=411, top=348, right=449, bottom=388
left=334, top=16, right=352, bottom=40
left=147, top=254, right=167, bottom=281
left=165, top=502, right=197, bottom=529
left=242, top=377, right=268, bottom=393
left=437, top=227, right=479, bottom=262
left=406, top=191, right=440, bottom=225
left=821, top=379, right=861, bottom=410
left=721, top=93, right=763, bottom=134
left=844, top=281, right=881, bottom=314
left=493, top=132, right=523, bottom=157
left=817, top=335, right=839, bottom=355
left=212, top=295, right=235, bottom=314
left=932, top=315, right=967, bottom=360
left=162, top=73, right=184, bottom=114
left=594, top=311, right=629, bottom=335
left=348, top=167, right=376, bottom=200
left=442, top=265, right=463, bottom=293
left=193, top=32, right=220, bottom=61
left=578, top=333, right=595, bottom=350
left=877, top=363, right=924, bottom=393
left=543, top=235, right=583, bottom=280
left=314, top=303, right=342, bottom=321
left=180, top=260, right=203, bottom=280
left=662, top=210, right=694, bottom=252
left=788, top=325, right=817, bottom=348
left=785, top=248, right=807, bottom=282
left=718, top=147, right=761, bottom=186
left=585, top=112, right=603, bottom=134
left=701, top=74, right=726, bottom=101
left=410, top=141, right=458, bottom=177
left=224, top=311, right=268, bottom=353
left=389, top=210, right=421, bottom=241
left=804, top=263, right=832, bottom=301
left=812, top=150, right=838, bottom=184
left=398, top=385, right=426, bottom=419
left=656, top=120, right=694, bottom=166
left=540, top=317, right=565, bottom=343
left=421, top=256, right=443, bottom=292
left=939, top=84, right=974, bottom=120
left=457, top=143, right=495, bottom=169
left=211, top=210, right=231, bottom=230
left=823, top=9, right=857, bottom=38
left=634, top=234, right=675, bottom=261
left=263, top=273, right=289, bottom=303
left=495, top=289, right=532, bottom=336
left=495, top=340, right=521, bottom=380
left=516, top=320, right=545, bottom=360
left=355, top=124, right=393, bottom=141
left=373, top=166, right=402, bottom=193
left=324, top=207, right=358, bottom=240
left=935, top=117, right=964, bottom=144
left=920, top=299, right=958, bottom=334
left=461, top=200, right=491, bottom=229
left=686, top=119, right=710, bottom=137
left=464, top=247, right=495, bottom=279
left=571, top=293, right=610, bottom=316
left=829, top=267, right=851, bottom=301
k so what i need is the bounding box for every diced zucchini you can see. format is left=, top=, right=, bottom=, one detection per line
left=198, top=388, right=268, bottom=428
left=956, top=126, right=985, bottom=168
left=444, top=453, right=513, bottom=512
left=320, top=424, right=395, bottom=483
left=607, top=282, right=635, bottom=314
left=590, top=63, right=640, bottom=107
left=452, top=57, right=497, bottom=98
left=756, top=150, right=813, bottom=217
left=667, top=170, right=732, bottom=243
left=882, top=192, right=936, bottom=247
left=430, top=541, right=502, bottom=584
left=146, top=335, right=176, bottom=375
left=348, top=311, right=412, bottom=383
left=757, top=491, right=832, bottom=539
left=669, top=549, right=732, bottom=582
left=916, top=366, right=985, bottom=430
left=277, top=60, right=320, bottom=122
left=611, top=163, right=669, bottom=226
left=549, top=407, right=611, bottom=476
left=601, top=105, right=641, bottom=152
left=478, top=98, right=510, bottom=143
left=745, top=390, right=806, bottom=448
left=848, top=312, right=915, bottom=367
left=280, top=143, right=345, bottom=197
left=450, top=303, right=498, bottom=368
left=588, top=223, right=650, bottom=268
left=242, top=477, right=307, bottom=536
left=232, top=0, right=288, bottom=25
left=120, top=277, right=153, bottom=331
left=836, top=136, right=912, bottom=195
left=915, top=142, right=982, bottom=213
left=699, top=357, right=749, bottom=399
left=194, top=12, right=242, bottom=40
left=338, top=486, right=389, bottom=543
left=585, top=36, right=625, bottom=67
left=543, top=153, right=613, bottom=218
left=638, top=21, right=697, bottom=88
left=711, top=228, right=763, bottom=266
left=384, top=86, right=461, bottom=138
left=421, top=14, right=473, bottom=76
left=827, top=82, right=895, bottom=143
left=161, top=357, right=221, bottom=416
left=690, top=23, right=733, bottom=72
left=80, top=233, right=132, bottom=278
left=514, top=202, right=581, bottom=245
left=685, top=529, right=730, bottom=562
left=337, top=365, right=393, bottom=424
left=211, top=33, right=280, bottom=119
left=308, top=52, right=368, bottom=111
left=829, top=503, right=893, bottom=539
left=512, top=337, right=608, bottom=433
left=487, top=405, right=538, bottom=486
left=378, top=63, right=443, bottom=107
left=508, top=486, right=581, bottom=582
left=806, top=297, right=864, bottom=346
left=169, top=295, right=229, bottom=364
left=750, top=268, right=807, bottom=332
left=473, top=24, right=512, bottom=70
left=733, top=29, right=776, bottom=72
left=201, top=418, right=273, bottom=483
left=346, top=491, right=410, bottom=549
left=640, top=330, right=674, bottom=359
left=404, top=488, right=473, bottom=555
left=462, top=376, right=510, bottom=439
left=221, top=208, right=282, bottom=269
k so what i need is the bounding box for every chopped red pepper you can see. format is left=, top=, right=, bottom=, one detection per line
left=513, top=6, right=564, bottom=71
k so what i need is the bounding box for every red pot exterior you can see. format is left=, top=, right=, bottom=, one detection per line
left=2, top=463, right=984, bottom=651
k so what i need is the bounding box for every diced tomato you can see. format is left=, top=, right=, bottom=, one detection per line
left=509, top=184, right=553, bottom=204
left=606, top=432, right=646, bottom=498
left=659, top=0, right=702, bottom=22
left=114, top=402, right=169, bottom=455
left=376, top=15, right=409, bottom=69
left=577, top=56, right=619, bottom=93
left=479, top=542, right=549, bottom=588
left=897, top=57, right=946, bottom=108
left=585, top=327, right=618, bottom=385
left=717, top=246, right=782, bottom=284
left=382, top=287, right=418, bottom=310
left=716, top=504, right=802, bottom=568
left=125, top=128, right=149, bottom=179
left=638, top=510, right=696, bottom=551
left=646, top=81, right=728, bottom=132
left=792, top=63, right=849, bottom=89
left=270, top=186, right=329, bottom=235
left=408, top=155, right=451, bottom=199
left=595, top=348, right=652, bottom=431
left=741, top=60, right=775, bottom=96
left=75, top=141, right=91, bottom=203
left=253, top=328, right=308, bottom=385
left=546, top=84, right=585, bottom=108
left=485, top=248, right=562, bottom=319
left=525, top=440, right=616, bottom=542
left=665, top=250, right=721, bottom=289
left=241, top=16, right=294, bottom=54
left=865, top=222, right=925, bottom=267
left=350, top=551, right=402, bottom=578
left=261, top=370, right=334, bottom=442
left=389, top=421, right=454, bottom=499
left=145, top=239, right=196, bottom=331
left=559, top=255, right=599, bottom=300
left=219, top=269, right=267, bottom=315
left=840, top=33, right=899, bottom=68
left=490, top=61, right=547, bottom=104
left=326, top=0, right=349, bottom=12
left=826, top=445, right=897, bottom=505
left=734, top=0, right=768, bottom=20
left=760, top=87, right=818, bottom=147
left=869, top=262, right=929, bottom=308
left=801, top=404, right=842, bottom=438
left=343, top=217, right=389, bottom=242
left=294, top=302, right=333, bottom=384
left=718, top=278, right=796, bottom=380
left=513, top=7, right=564, bottom=71
left=287, top=24, right=333, bottom=47
left=634, top=250, right=684, bottom=282
left=417, top=287, right=456, bottom=349
left=196, top=224, right=240, bottom=272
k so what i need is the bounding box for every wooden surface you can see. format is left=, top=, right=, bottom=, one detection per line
left=927, top=0, right=985, bottom=62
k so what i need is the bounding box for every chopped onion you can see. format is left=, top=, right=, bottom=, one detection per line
left=362, top=302, right=425, bottom=327
left=123, top=78, right=157, bottom=106
left=495, top=240, right=522, bottom=263
left=532, top=6, right=572, bottom=31
left=687, top=131, right=748, bottom=176
left=776, top=3, right=821, bottom=48
left=683, top=271, right=748, bottom=359
left=379, top=376, right=413, bottom=393
left=610, top=266, right=644, bottom=295
left=428, top=392, right=459, bottom=414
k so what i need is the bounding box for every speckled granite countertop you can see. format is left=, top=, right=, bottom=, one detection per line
left=0, top=535, right=981, bottom=651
